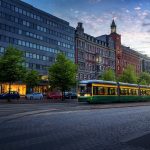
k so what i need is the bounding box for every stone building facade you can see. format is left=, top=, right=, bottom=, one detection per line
left=75, top=22, right=115, bottom=80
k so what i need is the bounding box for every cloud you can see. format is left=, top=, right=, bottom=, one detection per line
left=53, top=5, right=150, bottom=56
left=121, top=31, right=150, bottom=55
left=134, top=6, right=141, bottom=10
left=125, top=9, right=129, bottom=13
left=143, top=23, right=150, bottom=26
left=74, top=10, right=79, bottom=14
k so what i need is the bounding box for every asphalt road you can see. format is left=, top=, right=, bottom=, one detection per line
left=0, top=103, right=150, bottom=150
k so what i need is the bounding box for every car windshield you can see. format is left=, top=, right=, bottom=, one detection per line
left=34, top=93, right=41, bottom=94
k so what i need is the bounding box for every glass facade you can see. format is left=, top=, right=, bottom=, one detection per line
left=0, top=0, right=75, bottom=75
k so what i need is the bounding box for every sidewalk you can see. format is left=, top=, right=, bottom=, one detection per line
left=0, top=98, right=78, bottom=104
left=1, top=98, right=150, bottom=110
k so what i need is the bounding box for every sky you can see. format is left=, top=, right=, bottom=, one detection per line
left=22, top=0, right=150, bottom=56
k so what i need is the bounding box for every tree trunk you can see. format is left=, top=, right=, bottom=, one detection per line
left=64, top=90, right=65, bottom=100
left=61, top=91, right=63, bottom=101
left=8, top=82, right=11, bottom=102
left=61, top=90, right=65, bottom=101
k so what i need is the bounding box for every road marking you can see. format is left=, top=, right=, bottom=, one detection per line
left=0, top=108, right=59, bottom=124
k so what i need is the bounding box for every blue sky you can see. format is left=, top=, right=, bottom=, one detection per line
left=22, top=0, right=150, bottom=56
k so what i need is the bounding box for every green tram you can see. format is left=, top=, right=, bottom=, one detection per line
left=78, top=80, right=150, bottom=103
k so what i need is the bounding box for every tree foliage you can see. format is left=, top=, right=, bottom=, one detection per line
left=99, top=68, right=116, bottom=81
left=0, top=46, right=26, bottom=93
left=138, top=72, right=150, bottom=85
left=24, top=70, right=40, bottom=93
left=119, top=65, right=138, bottom=84
left=48, top=53, right=77, bottom=99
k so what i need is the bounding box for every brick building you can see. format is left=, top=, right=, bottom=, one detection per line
left=122, top=46, right=141, bottom=74
left=109, top=20, right=142, bottom=76
left=109, top=19, right=123, bottom=75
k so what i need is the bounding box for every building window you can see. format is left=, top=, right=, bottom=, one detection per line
left=117, top=66, right=120, bottom=71
left=43, top=56, right=46, bottom=61
left=19, top=8, right=22, bottom=14
left=26, top=52, right=29, bottom=58
left=37, top=55, right=39, bottom=60
left=26, top=42, right=29, bottom=47
left=25, top=63, right=29, bottom=68
left=18, top=40, right=22, bottom=45
left=0, top=46, right=4, bottom=53
left=18, top=29, right=22, bottom=34
left=33, top=54, right=36, bottom=59
left=22, top=41, right=25, bottom=46
left=15, top=7, right=19, bottom=12
left=36, top=64, right=41, bottom=69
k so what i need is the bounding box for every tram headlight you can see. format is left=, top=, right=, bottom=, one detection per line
left=84, top=94, right=90, bottom=97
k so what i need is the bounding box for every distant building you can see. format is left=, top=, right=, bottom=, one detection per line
left=122, top=46, right=141, bottom=74
left=140, top=54, right=150, bottom=73
left=75, top=22, right=115, bottom=80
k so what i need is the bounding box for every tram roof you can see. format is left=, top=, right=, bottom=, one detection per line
left=119, top=82, right=138, bottom=87
left=79, top=80, right=117, bottom=85
left=139, top=85, right=150, bottom=88
left=79, top=80, right=150, bottom=88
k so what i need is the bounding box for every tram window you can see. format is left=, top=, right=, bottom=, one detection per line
left=93, top=86, right=105, bottom=95
left=108, top=88, right=117, bottom=95
left=120, top=88, right=129, bottom=95
left=93, top=87, right=116, bottom=95
left=120, top=88, right=138, bottom=96
left=129, top=89, right=138, bottom=95
left=147, top=90, right=150, bottom=95
left=140, top=90, right=146, bottom=95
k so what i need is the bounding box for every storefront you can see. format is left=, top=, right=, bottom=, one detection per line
left=0, top=78, right=49, bottom=96
left=1, top=83, right=26, bottom=95
left=33, top=85, right=48, bottom=94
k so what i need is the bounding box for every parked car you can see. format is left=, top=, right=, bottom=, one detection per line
left=70, top=92, right=77, bottom=99
left=25, top=92, right=43, bottom=100
left=0, top=91, right=20, bottom=99
left=64, top=92, right=77, bottom=99
left=47, top=91, right=62, bottom=99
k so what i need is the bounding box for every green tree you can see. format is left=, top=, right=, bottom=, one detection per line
left=48, top=53, right=77, bottom=100
left=119, top=65, right=138, bottom=84
left=139, top=79, right=147, bottom=85
left=138, top=72, right=150, bottom=85
left=0, top=46, right=26, bottom=100
left=24, top=70, right=40, bottom=93
left=100, top=68, right=116, bottom=81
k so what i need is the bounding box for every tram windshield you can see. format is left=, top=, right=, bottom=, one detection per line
left=78, top=84, right=92, bottom=96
